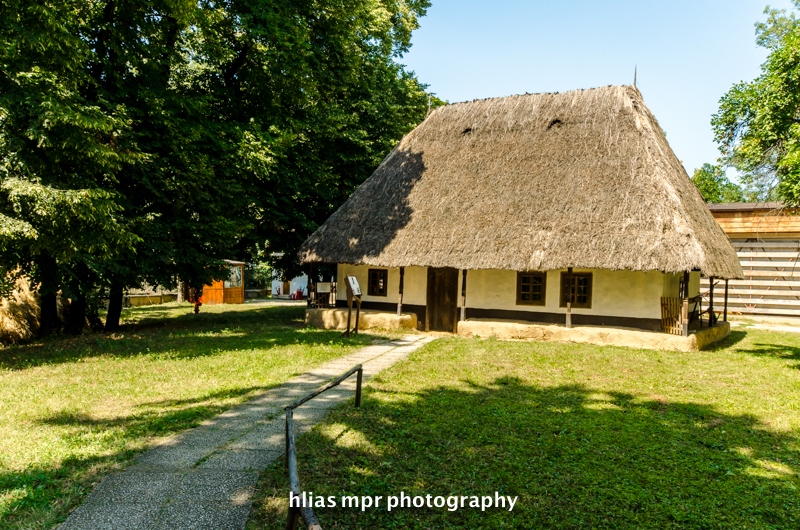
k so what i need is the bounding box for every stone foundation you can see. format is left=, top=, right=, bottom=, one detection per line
left=457, top=319, right=731, bottom=352
left=305, top=308, right=418, bottom=331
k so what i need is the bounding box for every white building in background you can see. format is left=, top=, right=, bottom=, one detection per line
left=269, top=252, right=308, bottom=298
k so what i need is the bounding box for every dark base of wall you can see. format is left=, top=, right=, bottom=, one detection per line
left=336, top=300, right=427, bottom=331
left=465, top=308, right=662, bottom=332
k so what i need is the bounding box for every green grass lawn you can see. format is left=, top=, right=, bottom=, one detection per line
left=0, top=302, right=394, bottom=530
left=249, top=328, right=800, bottom=529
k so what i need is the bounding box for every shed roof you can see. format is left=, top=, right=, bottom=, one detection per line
left=706, top=202, right=784, bottom=212
left=299, top=85, right=743, bottom=279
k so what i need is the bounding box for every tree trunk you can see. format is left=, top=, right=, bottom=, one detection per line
left=177, top=280, right=186, bottom=303
left=39, top=292, right=61, bottom=336
left=66, top=293, right=87, bottom=335
left=105, top=285, right=124, bottom=331
left=65, top=262, right=92, bottom=335
left=37, top=252, right=62, bottom=336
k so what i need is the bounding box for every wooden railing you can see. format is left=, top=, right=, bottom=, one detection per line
left=284, top=364, right=364, bottom=530
left=307, top=281, right=337, bottom=309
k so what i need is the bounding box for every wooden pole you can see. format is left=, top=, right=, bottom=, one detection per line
left=344, top=296, right=352, bottom=337
left=709, top=276, right=715, bottom=326
left=460, top=270, right=467, bottom=322
left=425, top=269, right=432, bottom=332
left=682, top=271, right=690, bottom=337
left=308, top=263, right=313, bottom=307
left=566, top=267, right=573, bottom=329
left=723, top=279, right=729, bottom=322
left=354, top=296, right=361, bottom=335
left=397, top=267, right=404, bottom=316
left=342, top=276, right=354, bottom=338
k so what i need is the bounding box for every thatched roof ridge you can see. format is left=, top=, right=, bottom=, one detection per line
left=300, top=85, right=743, bottom=279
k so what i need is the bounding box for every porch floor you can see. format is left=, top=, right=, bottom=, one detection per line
left=305, top=308, right=418, bottom=331
left=457, top=318, right=731, bottom=352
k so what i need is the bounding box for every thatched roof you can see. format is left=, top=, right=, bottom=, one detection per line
left=299, top=85, right=743, bottom=279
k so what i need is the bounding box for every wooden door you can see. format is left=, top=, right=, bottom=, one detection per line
left=426, top=268, right=459, bottom=332
left=223, top=264, right=245, bottom=304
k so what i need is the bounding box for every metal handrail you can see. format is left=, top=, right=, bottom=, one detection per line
left=285, top=364, right=364, bottom=530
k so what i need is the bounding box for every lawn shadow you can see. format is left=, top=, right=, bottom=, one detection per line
left=703, top=329, right=748, bottom=350
left=0, top=305, right=384, bottom=370
left=737, top=341, right=800, bottom=369
left=253, top=377, right=800, bottom=529
left=38, top=385, right=273, bottom=432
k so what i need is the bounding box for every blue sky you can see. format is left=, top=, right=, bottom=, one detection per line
left=401, top=0, right=796, bottom=177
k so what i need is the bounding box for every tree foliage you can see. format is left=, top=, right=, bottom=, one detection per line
left=691, top=164, right=745, bottom=204
left=712, top=1, right=800, bottom=206
left=0, top=0, right=436, bottom=331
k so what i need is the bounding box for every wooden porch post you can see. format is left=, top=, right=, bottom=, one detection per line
left=397, top=267, right=405, bottom=316
left=566, top=267, right=573, bottom=329
left=308, top=263, right=313, bottom=307
left=682, top=271, right=690, bottom=337
left=460, top=270, right=468, bottom=322
left=709, top=276, right=715, bottom=325
left=723, top=279, right=729, bottom=322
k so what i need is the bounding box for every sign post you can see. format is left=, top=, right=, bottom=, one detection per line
left=341, top=276, right=362, bottom=337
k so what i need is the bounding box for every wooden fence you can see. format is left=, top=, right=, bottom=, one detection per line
left=700, top=240, right=800, bottom=317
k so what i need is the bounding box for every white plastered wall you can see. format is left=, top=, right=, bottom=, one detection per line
left=336, top=264, right=427, bottom=306
left=466, top=268, right=672, bottom=320
left=336, top=265, right=682, bottom=320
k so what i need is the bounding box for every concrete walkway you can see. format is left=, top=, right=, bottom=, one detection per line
left=59, top=335, right=436, bottom=530
left=729, top=321, right=800, bottom=334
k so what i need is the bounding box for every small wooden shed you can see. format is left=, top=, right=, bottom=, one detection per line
left=203, top=260, right=245, bottom=305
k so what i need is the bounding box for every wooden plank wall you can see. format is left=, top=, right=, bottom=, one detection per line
left=711, top=209, right=800, bottom=239
left=700, top=240, right=800, bottom=317
left=223, top=286, right=244, bottom=304
left=203, top=280, right=225, bottom=305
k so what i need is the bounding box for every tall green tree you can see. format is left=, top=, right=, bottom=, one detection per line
left=0, top=0, right=142, bottom=333
left=712, top=1, right=800, bottom=206
left=246, top=1, right=442, bottom=279
left=2, top=0, right=436, bottom=331
left=691, top=164, right=745, bottom=203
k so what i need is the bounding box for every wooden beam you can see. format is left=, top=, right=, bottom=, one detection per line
left=308, top=263, right=313, bottom=308
left=735, top=251, right=800, bottom=258
left=722, top=306, right=800, bottom=316
left=739, top=271, right=800, bottom=277
left=733, top=241, right=800, bottom=248
left=699, top=287, right=800, bottom=297
left=728, top=261, right=800, bottom=268
left=425, top=269, right=433, bottom=332
left=566, top=267, right=573, bottom=329
left=460, top=270, right=468, bottom=322
left=709, top=276, right=715, bottom=325
left=722, top=298, right=800, bottom=307
left=709, top=279, right=800, bottom=288
left=397, top=267, right=404, bottom=316
left=724, top=279, right=728, bottom=322
left=682, top=271, right=690, bottom=336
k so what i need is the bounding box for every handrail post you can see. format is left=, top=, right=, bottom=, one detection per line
left=355, top=367, right=363, bottom=407
left=283, top=363, right=365, bottom=530
left=286, top=507, right=299, bottom=530
left=285, top=406, right=300, bottom=530
left=284, top=407, right=291, bottom=471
